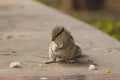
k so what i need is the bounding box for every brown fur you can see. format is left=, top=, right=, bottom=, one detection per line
left=45, top=26, right=81, bottom=64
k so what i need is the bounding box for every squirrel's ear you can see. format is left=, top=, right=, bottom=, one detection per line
left=52, top=26, right=64, bottom=41
left=54, top=26, right=64, bottom=35
left=56, top=26, right=64, bottom=36
left=58, top=26, right=64, bottom=33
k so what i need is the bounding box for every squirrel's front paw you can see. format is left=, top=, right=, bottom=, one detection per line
left=51, top=41, right=58, bottom=52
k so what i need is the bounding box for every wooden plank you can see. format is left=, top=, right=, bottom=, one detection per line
left=0, top=74, right=120, bottom=80
left=0, top=0, right=120, bottom=76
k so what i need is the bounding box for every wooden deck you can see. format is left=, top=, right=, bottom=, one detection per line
left=0, top=0, right=120, bottom=79
left=0, top=74, right=120, bottom=80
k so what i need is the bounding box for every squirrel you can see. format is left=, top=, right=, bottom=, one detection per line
left=45, top=26, right=81, bottom=64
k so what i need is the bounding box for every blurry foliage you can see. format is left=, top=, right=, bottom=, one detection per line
left=37, top=0, right=60, bottom=8
left=70, top=12, right=81, bottom=19
left=37, top=0, right=120, bottom=41
left=38, top=0, right=49, bottom=4
left=86, top=19, right=120, bottom=40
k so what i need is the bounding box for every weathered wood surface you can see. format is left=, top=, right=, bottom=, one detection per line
left=0, top=0, right=120, bottom=77
left=0, top=74, right=120, bottom=80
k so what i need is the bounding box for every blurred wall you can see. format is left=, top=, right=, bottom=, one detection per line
left=72, top=0, right=105, bottom=10
left=106, top=0, right=120, bottom=13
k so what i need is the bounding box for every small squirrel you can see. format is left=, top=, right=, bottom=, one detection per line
left=45, top=26, right=81, bottom=64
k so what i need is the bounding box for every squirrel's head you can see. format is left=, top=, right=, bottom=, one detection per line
left=52, top=26, right=64, bottom=41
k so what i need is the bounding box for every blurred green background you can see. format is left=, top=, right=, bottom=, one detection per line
left=37, top=0, right=120, bottom=41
